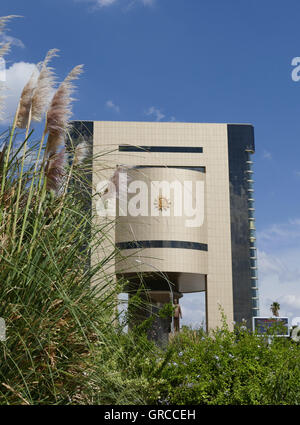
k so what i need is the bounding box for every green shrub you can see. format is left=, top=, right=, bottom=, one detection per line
left=142, top=324, right=300, bottom=405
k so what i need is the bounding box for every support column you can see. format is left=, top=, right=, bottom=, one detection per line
left=205, top=276, right=234, bottom=332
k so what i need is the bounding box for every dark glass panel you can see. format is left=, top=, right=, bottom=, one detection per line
left=116, top=240, right=208, bottom=251
left=119, top=145, right=203, bottom=153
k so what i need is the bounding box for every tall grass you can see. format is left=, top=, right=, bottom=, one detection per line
left=0, top=117, right=152, bottom=405
left=0, top=19, right=155, bottom=404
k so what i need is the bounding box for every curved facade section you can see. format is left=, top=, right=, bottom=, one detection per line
left=115, top=167, right=208, bottom=276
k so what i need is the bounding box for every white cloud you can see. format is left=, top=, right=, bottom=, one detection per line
left=73, top=0, right=117, bottom=7
left=258, top=248, right=300, bottom=287
left=257, top=218, right=300, bottom=250
left=106, top=99, right=120, bottom=113
left=262, top=149, right=272, bottom=160
left=257, top=218, right=300, bottom=320
left=144, top=106, right=176, bottom=122
left=97, top=0, right=117, bottom=6
left=181, top=293, right=206, bottom=329
left=145, top=106, right=165, bottom=121
left=281, top=295, right=300, bottom=311
left=75, top=0, right=155, bottom=8
left=0, top=61, right=39, bottom=125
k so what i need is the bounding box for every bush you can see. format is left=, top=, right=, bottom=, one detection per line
left=142, top=324, right=300, bottom=405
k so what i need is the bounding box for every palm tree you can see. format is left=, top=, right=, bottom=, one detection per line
left=270, top=302, right=280, bottom=317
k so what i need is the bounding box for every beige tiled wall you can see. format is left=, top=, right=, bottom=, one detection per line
left=92, top=121, right=234, bottom=331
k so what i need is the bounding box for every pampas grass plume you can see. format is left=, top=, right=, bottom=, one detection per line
left=31, top=48, right=59, bottom=122
left=45, top=148, right=66, bottom=192
left=16, top=69, right=38, bottom=128
left=74, top=141, right=89, bottom=165
left=0, top=15, right=21, bottom=34
left=45, top=64, right=84, bottom=156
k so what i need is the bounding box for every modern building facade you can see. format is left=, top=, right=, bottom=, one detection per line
left=72, top=121, right=259, bottom=335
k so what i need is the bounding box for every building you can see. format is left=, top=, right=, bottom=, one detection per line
left=71, top=121, right=259, bottom=338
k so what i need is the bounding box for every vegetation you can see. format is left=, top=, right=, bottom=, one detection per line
left=140, top=323, right=300, bottom=405
left=0, top=16, right=152, bottom=404
left=90, top=317, right=300, bottom=406
left=270, top=302, right=281, bottom=317
left=1, top=15, right=300, bottom=406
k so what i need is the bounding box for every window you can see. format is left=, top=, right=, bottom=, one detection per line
left=116, top=240, right=208, bottom=251
left=250, top=268, right=258, bottom=278
left=119, top=145, right=203, bottom=153
left=132, top=165, right=206, bottom=173
left=247, top=180, right=255, bottom=190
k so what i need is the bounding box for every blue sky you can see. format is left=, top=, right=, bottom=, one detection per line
left=1, top=0, right=300, bottom=325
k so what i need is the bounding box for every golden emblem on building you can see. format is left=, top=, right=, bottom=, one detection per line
left=154, top=195, right=171, bottom=212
